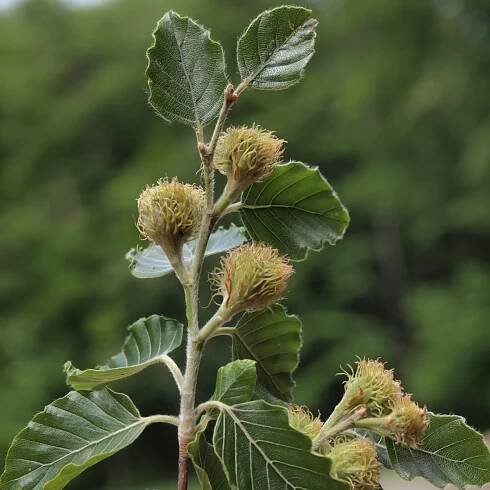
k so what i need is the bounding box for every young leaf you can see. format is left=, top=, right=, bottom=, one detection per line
left=146, top=10, right=227, bottom=126
left=64, top=315, right=182, bottom=391
left=232, top=305, right=302, bottom=402
left=386, top=413, right=490, bottom=488
left=240, top=162, right=350, bottom=260
left=237, top=6, right=318, bottom=90
left=0, top=389, right=149, bottom=490
left=188, top=431, right=231, bottom=490
left=213, top=400, right=349, bottom=489
left=127, top=224, right=246, bottom=279
left=212, top=359, right=257, bottom=406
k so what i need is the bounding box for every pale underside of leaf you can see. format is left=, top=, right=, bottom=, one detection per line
left=0, top=389, right=148, bottom=490
left=240, top=162, right=350, bottom=260
left=146, top=10, right=227, bottom=126
left=126, top=224, right=247, bottom=279
left=64, top=315, right=182, bottom=390
left=237, top=6, right=318, bottom=90
left=213, top=400, right=348, bottom=490
left=232, top=305, right=302, bottom=402
left=386, top=413, right=490, bottom=488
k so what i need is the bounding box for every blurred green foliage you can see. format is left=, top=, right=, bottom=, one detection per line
left=1, top=0, right=489, bottom=487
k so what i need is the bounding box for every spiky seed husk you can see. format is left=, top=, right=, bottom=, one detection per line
left=342, top=359, right=402, bottom=416
left=211, top=243, right=294, bottom=313
left=214, top=125, right=284, bottom=192
left=137, top=178, right=205, bottom=257
left=328, top=437, right=381, bottom=490
left=387, top=394, right=428, bottom=447
left=288, top=405, right=323, bottom=440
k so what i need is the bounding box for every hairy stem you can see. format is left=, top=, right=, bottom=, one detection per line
left=178, top=284, right=201, bottom=490
left=209, top=326, right=237, bottom=339
left=177, top=85, right=237, bottom=490
left=313, top=407, right=367, bottom=451
left=207, top=84, right=238, bottom=156
left=144, top=414, right=180, bottom=427
left=159, top=354, right=184, bottom=391
left=197, top=303, right=233, bottom=343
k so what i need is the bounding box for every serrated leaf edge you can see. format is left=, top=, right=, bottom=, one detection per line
left=146, top=10, right=227, bottom=126
left=240, top=161, right=350, bottom=262
left=237, top=5, right=318, bottom=91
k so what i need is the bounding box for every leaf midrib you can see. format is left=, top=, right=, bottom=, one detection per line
left=221, top=407, right=303, bottom=489
left=403, top=440, right=489, bottom=470
left=7, top=419, right=146, bottom=486
left=242, top=12, right=312, bottom=86
left=169, top=14, right=201, bottom=125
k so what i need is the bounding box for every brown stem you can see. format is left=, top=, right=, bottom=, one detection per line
left=177, top=439, right=190, bottom=490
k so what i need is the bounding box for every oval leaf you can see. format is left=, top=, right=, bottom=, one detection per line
left=232, top=305, right=302, bottom=402
left=213, top=400, right=348, bottom=490
left=146, top=10, right=227, bottom=126
left=240, top=162, right=350, bottom=260
left=386, top=413, right=490, bottom=488
left=127, top=224, right=246, bottom=279
left=0, top=389, right=148, bottom=490
left=212, top=359, right=257, bottom=406
left=237, top=6, right=318, bottom=90
left=188, top=431, right=231, bottom=490
left=64, top=315, right=182, bottom=391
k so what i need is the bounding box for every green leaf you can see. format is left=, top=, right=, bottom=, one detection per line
left=232, top=305, right=302, bottom=402
left=127, top=224, right=246, bottom=279
left=64, top=315, right=182, bottom=391
left=146, top=10, right=227, bottom=126
left=213, top=400, right=348, bottom=489
left=188, top=431, right=231, bottom=490
left=0, top=389, right=149, bottom=490
left=386, top=413, right=490, bottom=488
left=237, top=6, right=318, bottom=90
left=240, top=162, right=350, bottom=260
left=212, top=359, right=257, bottom=406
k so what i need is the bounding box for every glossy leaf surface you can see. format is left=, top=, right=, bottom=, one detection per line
left=232, top=305, right=301, bottom=402
left=212, top=359, right=257, bottom=406
left=240, top=162, right=349, bottom=260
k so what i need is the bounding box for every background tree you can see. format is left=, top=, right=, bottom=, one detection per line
left=1, top=0, right=489, bottom=487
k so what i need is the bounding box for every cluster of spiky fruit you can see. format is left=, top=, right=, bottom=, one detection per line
left=136, top=126, right=290, bottom=314
left=287, top=359, right=428, bottom=489
left=135, top=128, right=428, bottom=490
